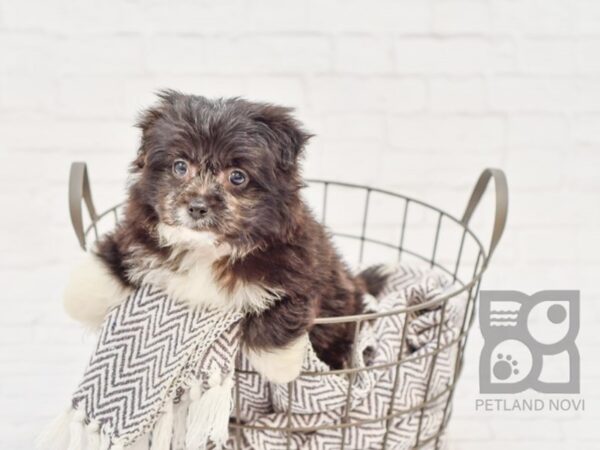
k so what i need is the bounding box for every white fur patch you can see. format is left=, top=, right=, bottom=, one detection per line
left=63, top=253, right=131, bottom=330
left=362, top=293, right=379, bottom=312
left=128, top=224, right=281, bottom=314
left=157, top=223, right=221, bottom=250
left=244, top=334, right=309, bottom=384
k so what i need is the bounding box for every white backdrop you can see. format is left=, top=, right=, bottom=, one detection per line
left=0, top=1, right=599, bottom=449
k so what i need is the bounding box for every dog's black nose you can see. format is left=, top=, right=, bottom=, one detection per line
left=187, top=199, right=209, bottom=220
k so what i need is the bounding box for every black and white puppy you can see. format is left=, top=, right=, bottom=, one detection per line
left=64, top=91, right=385, bottom=383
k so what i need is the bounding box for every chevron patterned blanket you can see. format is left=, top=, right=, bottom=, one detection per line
left=40, top=264, right=463, bottom=450
left=40, top=285, right=245, bottom=450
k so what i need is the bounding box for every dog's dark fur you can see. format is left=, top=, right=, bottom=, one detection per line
left=95, top=91, right=383, bottom=369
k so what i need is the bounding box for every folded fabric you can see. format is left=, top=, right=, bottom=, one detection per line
left=228, top=264, right=465, bottom=450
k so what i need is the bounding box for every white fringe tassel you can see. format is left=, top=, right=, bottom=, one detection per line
left=85, top=419, right=101, bottom=449
left=66, top=407, right=86, bottom=450
left=35, top=406, right=73, bottom=450
left=186, top=371, right=234, bottom=449
left=171, top=395, right=189, bottom=450
left=99, top=432, right=111, bottom=450
left=151, top=401, right=174, bottom=450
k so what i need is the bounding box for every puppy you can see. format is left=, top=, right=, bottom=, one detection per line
left=64, top=91, right=386, bottom=383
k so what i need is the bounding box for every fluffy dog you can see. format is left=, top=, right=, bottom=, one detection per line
left=64, top=91, right=385, bottom=383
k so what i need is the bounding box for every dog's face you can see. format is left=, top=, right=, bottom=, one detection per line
left=130, top=91, right=311, bottom=254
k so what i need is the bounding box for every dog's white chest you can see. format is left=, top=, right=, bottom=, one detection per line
left=141, top=225, right=280, bottom=313
left=163, top=251, right=226, bottom=308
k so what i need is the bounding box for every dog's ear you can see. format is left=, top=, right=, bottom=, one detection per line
left=133, top=90, right=182, bottom=170
left=253, top=105, right=312, bottom=171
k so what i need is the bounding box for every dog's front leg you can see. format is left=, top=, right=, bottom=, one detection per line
left=242, top=296, right=312, bottom=384
left=63, top=253, right=130, bottom=330
left=244, top=333, right=309, bottom=384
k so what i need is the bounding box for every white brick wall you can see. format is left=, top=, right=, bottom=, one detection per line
left=1, top=1, right=598, bottom=448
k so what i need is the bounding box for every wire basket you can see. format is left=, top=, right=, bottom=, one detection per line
left=68, top=162, right=508, bottom=450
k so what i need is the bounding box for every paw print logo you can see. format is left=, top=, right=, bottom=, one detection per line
left=485, top=339, right=531, bottom=386
left=493, top=354, right=518, bottom=380
left=479, top=290, right=579, bottom=394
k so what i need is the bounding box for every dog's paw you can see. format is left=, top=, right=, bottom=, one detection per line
left=245, top=334, right=309, bottom=384
left=63, top=253, right=130, bottom=329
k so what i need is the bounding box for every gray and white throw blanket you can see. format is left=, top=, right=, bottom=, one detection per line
left=39, top=264, right=464, bottom=450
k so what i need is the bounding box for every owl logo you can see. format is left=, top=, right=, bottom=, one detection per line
left=479, top=290, right=580, bottom=394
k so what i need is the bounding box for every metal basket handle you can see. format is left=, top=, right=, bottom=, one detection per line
left=69, top=162, right=98, bottom=250
left=461, top=168, right=508, bottom=259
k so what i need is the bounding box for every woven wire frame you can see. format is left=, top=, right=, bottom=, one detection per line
left=70, top=163, right=507, bottom=450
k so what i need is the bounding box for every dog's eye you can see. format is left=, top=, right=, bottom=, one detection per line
left=229, top=169, right=247, bottom=186
left=173, top=160, right=188, bottom=177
